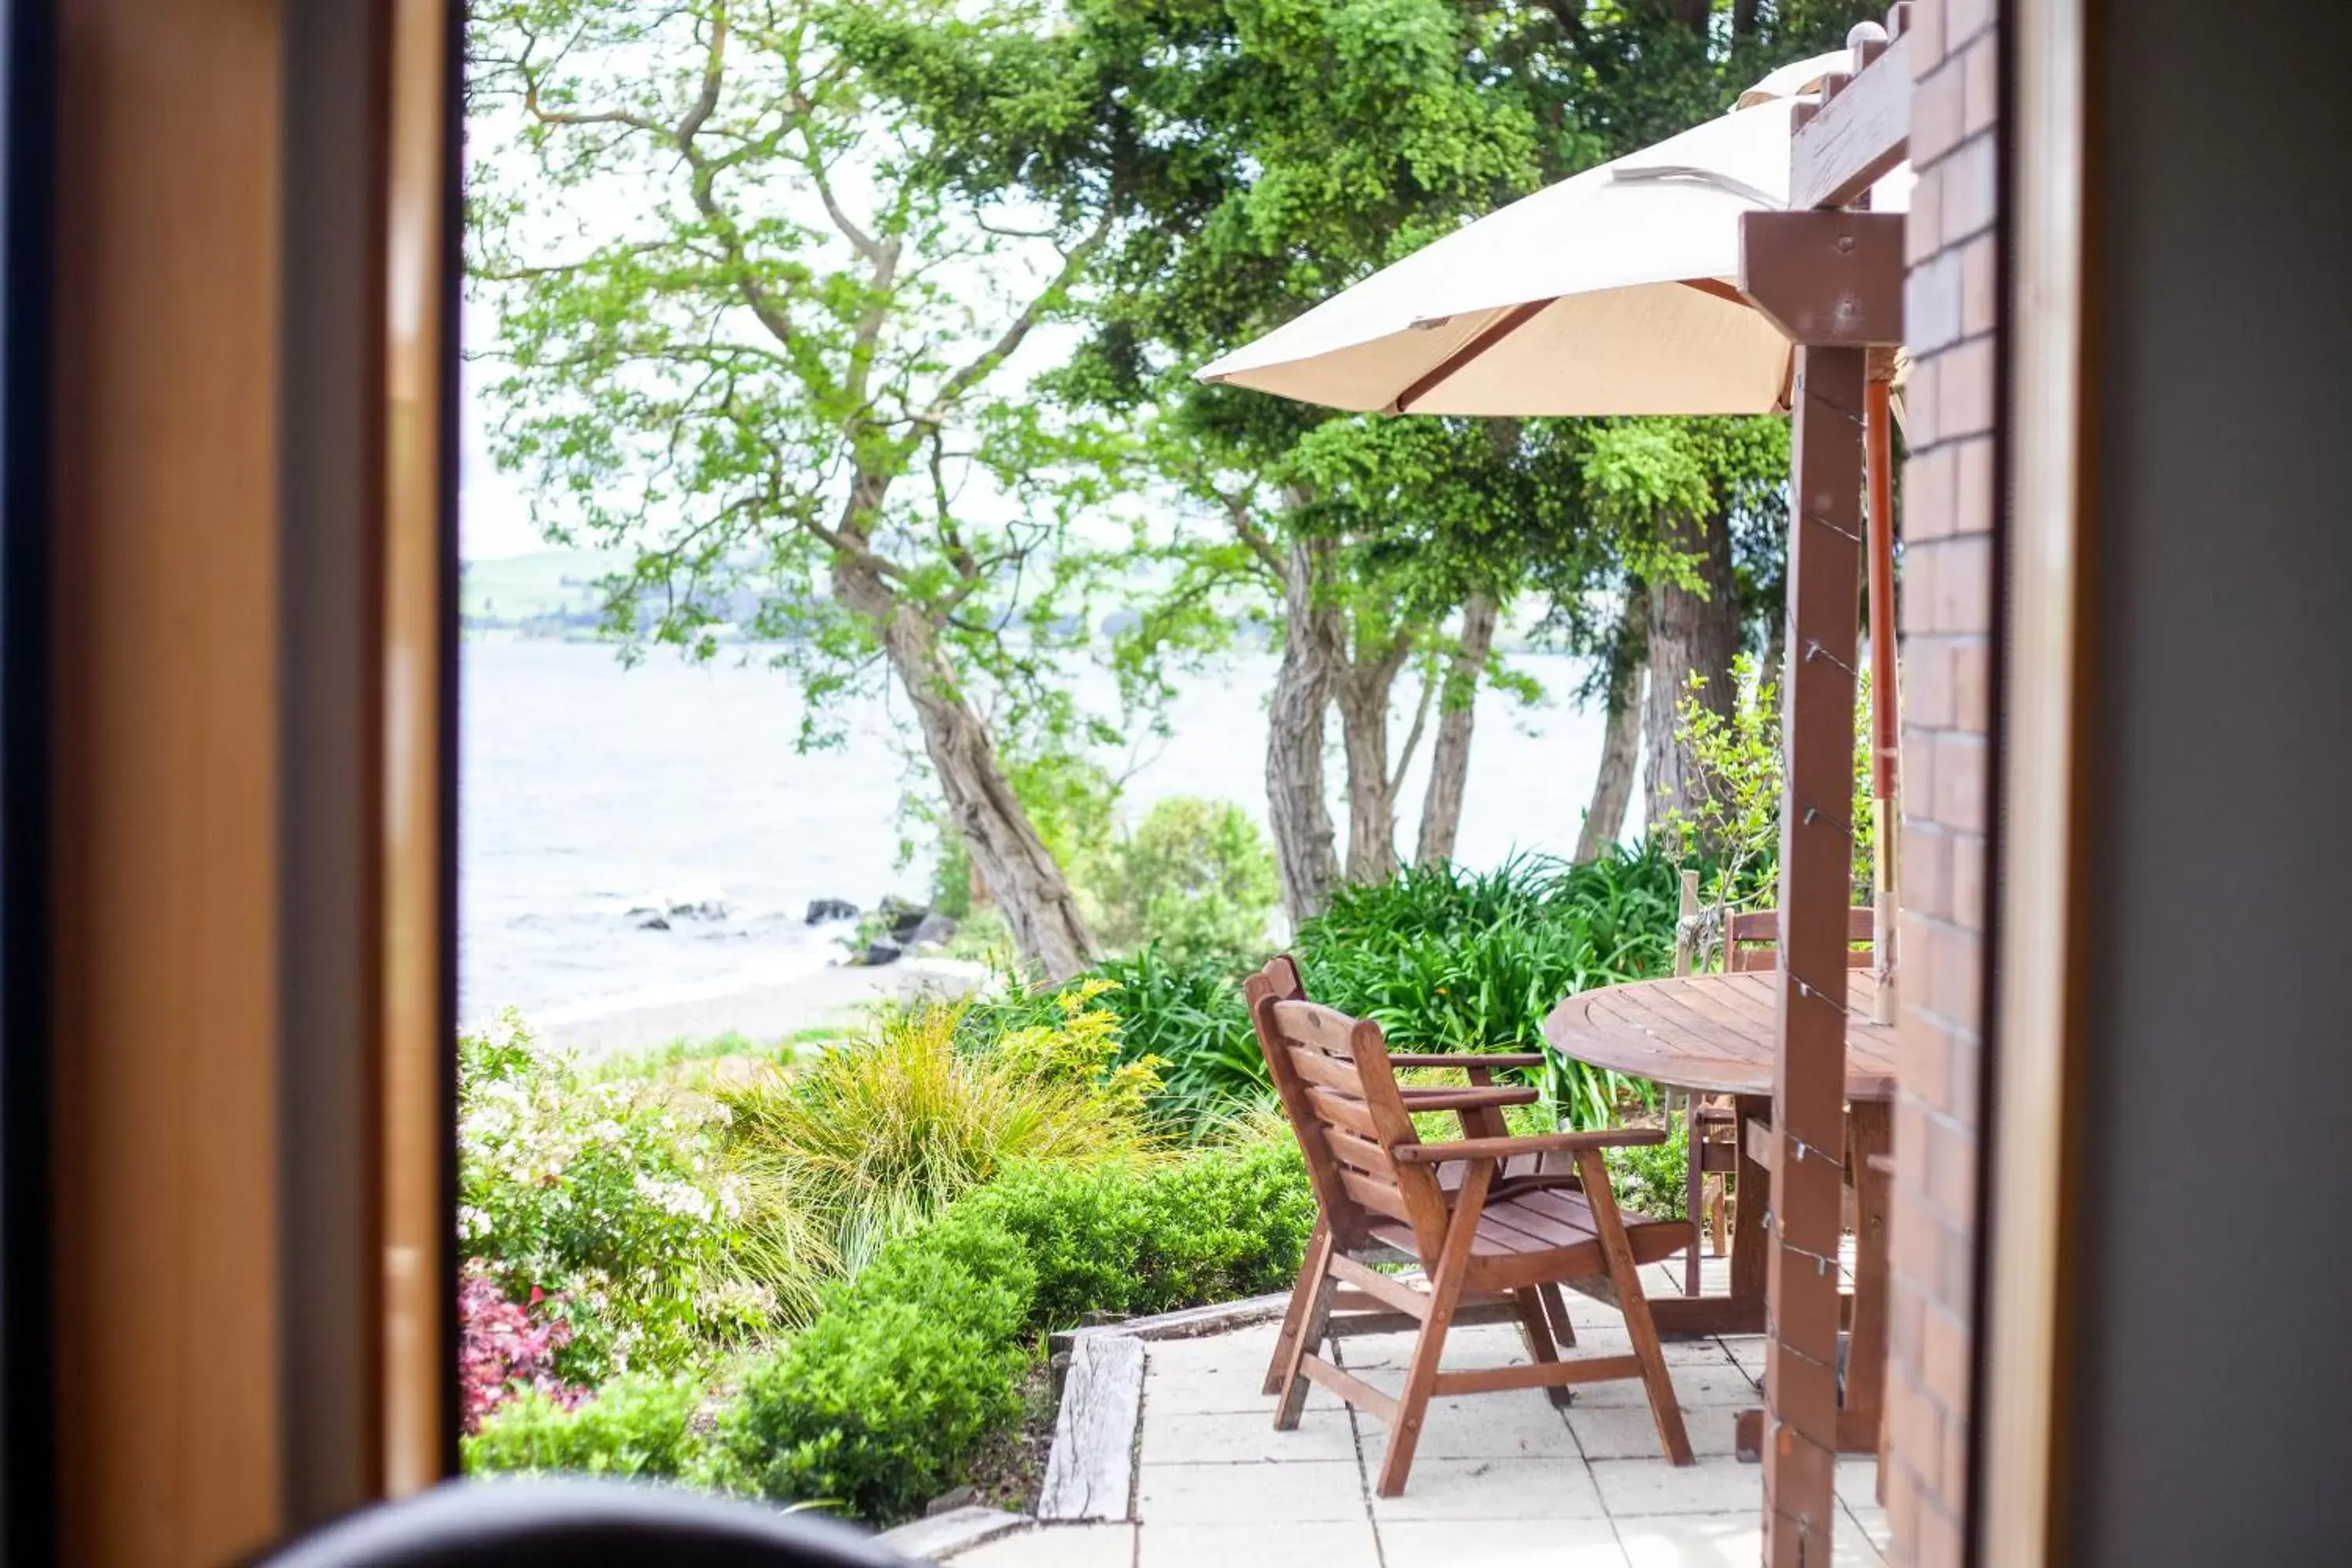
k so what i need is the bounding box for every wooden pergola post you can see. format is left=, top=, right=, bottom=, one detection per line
left=1738, top=14, right=1915, bottom=1558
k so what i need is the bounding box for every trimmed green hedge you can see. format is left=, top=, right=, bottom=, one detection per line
left=706, top=1138, right=1313, bottom=1522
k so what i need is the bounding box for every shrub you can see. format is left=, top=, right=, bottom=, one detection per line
left=459, top=1011, right=776, bottom=1380
left=965, top=1135, right=1314, bottom=1330
left=722, top=996, right=1163, bottom=1285
left=458, top=1263, right=581, bottom=1434
left=1659, top=655, right=1876, bottom=924
left=1295, top=847, right=1681, bottom=1127
left=706, top=1212, right=1037, bottom=1521
left=1094, top=797, right=1279, bottom=971
left=1083, top=947, right=1272, bottom=1131
left=706, top=1137, right=1313, bottom=1523
left=465, top=1373, right=705, bottom=1479
left=1605, top=1116, right=1690, bottom=1222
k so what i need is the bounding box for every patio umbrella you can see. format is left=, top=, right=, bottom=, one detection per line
left=1196, top=50, right=1907, bottom=417
left=1199, top=45, right=1908, bottom=1004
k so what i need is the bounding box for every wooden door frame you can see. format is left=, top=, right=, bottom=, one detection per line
left=1975, top=0, right=2095, bottom=1563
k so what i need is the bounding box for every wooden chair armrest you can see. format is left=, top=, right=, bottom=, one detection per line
left=1388, top=1053, right=1546, bottom=1071
left=1393, top=1127, right=1668, bottom=1164
left=1395, top=1087, right=1539, bottom=1113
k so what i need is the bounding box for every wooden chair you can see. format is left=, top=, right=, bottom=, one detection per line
left=1679, top=902, right=1875, bottom=1294
left=1248, top=958, right=1693, bottom=1495
left=1247, top=957, right=1575, bottom=1399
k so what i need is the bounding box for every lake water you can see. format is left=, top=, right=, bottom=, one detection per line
left=459, top=637, right=1632, bottom=1026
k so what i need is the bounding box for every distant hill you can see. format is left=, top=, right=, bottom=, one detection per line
left=460, top=549, right=625, bottom=630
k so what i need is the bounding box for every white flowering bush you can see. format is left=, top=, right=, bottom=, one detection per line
left=459, top=1011, right=775, bottom=1382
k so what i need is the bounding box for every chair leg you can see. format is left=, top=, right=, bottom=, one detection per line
left=1512, top=1287, right=1574, bottom=1410
left=1539, top=1282, right=1577, bottom=1348
left=1575, top=1150, right=1694, bottom=1467
left=1683, top=1106, right=1704, bottom=1297
left=1265, top=1214, right=1329, bottom=1396
left=1273, top=1225, right=1338, bottom=1431
left=1375, top=1163, right=1490, bottom=1497
left=1708, top=1172, right=1730, bottom=1257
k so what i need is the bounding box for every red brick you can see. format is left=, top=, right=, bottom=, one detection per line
left=1937, top=336, right=1995, bottom=437
left=1963, top=32, right=2000, bottom=136
left=1906, top=163, right=1945, bottom=266
left=1927, top=532, right=1993, bottom=639
left=1940, top=1408, right=1973, bottom=1519
left=1901, top=720, right=1937, bottom=816
left=1900, top=1003, right=1953, bottom=1115
left=1927, top=1115, right=1977, bottom=1228
left=1893, top=1176, right=1947, bottom=1281
left=1905, top=354, right=1940, bottom=449
left=1906, top=247, right=1963, bottom=355
left=1928, top=920, right=1984, bottom=1033
left=1903, top=443, right=1955, bottom=543
left=1923, top=1304, right=1973, bottom=1410
left=1952, top=434, right=1995, bottom=539
left=1947, top=1030, right=1982, bottom=1126
left=1909, top=0, right=1948, bottom=79
left=1941, top=132, right=1998, bottom=245
left=1944, top=0, right=1993, bottom=49
left=1902, top=639, right=1954, bottom=732
left=1933, top=731, right=1989, bottom=835
left=1960, top=234, right=1998, bottom=337
left=1892, top=1274, right=1927, bottom=1363
left=1948, top=811, right=1987, bottom=926
left=1911, top=58, right=1966, bottom=166
left=1902, top=815, right=1952, bottom=917
left=1918, top=1503, right=1965, bottom=1568
left=1893, top=1374, right=1945, bottom=1491
left=1885, top=1456, right=1920, bottom=1556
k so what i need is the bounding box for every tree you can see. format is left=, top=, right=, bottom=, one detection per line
left=467, top=0, right=1138, bottom=980
left=847, top=0, right=1559, bottom=918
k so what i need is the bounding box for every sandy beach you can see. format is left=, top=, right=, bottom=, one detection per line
left=538, top=956, right=990, bottom=1058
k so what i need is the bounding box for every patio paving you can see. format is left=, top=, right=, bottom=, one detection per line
left=933, top=1258, right=1888, bottom=1568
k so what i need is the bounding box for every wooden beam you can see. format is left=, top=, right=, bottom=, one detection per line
left=1391, top=298, right=1552, bottom=413
left=1739, top=210, right=1906, bottom=348
left=1760, top=345, right=1869, bottom=1568
left=1789, top=30, right=1912, bottom=212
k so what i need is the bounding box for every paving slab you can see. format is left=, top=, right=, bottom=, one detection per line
left=949, top=1523, right=1137, bottom=1568
left=1134, top=1457, right=1364, bottom=1525
left=1367, top=1457, right=1606, bottom=1523
left=1140, top=1405, right=1357, bottom=1465
left=1616, top=1510, right=1886, bottom=1566
left=1588, top=1456, right=1762, bottom=1518
left=1135, top=1519, right=1381, bottom=1568
left=1381, top=1517, right=1632, bottom=1568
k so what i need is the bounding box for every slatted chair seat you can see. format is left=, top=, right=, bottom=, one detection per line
left=1244, top=956, right=1694, bottom=1496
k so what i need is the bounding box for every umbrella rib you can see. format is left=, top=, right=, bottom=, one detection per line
left=1389, top=299, right=1554, bottom=414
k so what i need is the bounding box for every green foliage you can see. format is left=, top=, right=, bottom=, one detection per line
left=464, top=1374, right=706, bottom=1481
left=458, top=1012, right=775, bottom=1381
left=1095, top=797, right=1280, bottom=971
left=1605, top=1119, right=1690, bottom=1224
left=707, top=1138, right=1312, bottom=1523
left=1294, top=846, right=1682, bottom=1127
left=720, top=997, right=1163, bottom=1288
left=706, top=1209, right=1039, bottom=1522
left=1658, top=655, right=1877, bottom=930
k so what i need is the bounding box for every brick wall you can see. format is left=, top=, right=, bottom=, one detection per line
left=1886, top=0, right=1999, bottom=1563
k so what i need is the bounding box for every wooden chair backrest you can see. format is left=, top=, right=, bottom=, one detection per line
left=1244, top=956, right=1450, bottom=1262
left=1724, top=906, right=1876, bottom=972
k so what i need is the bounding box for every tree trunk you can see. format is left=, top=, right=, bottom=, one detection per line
left=1333, top=632, right=1413, bottom=886
left=1415, top=593, right=1498, bottom=867
left=833, top=555, right=1096, bottom=982
left=1577, top=662, right=1645, bottom=862
left=1265, top=535, right=1345, bottom=924
left=1643, top=503, right=1741, bottom=829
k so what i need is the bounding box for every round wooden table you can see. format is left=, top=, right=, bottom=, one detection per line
left=1544, top=970, right=1900, bottom=1100
left=1543, top=969, right=1896, bottom=1459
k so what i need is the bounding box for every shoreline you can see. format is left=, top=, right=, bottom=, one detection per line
left=532, top=955, right=990, bottom=1058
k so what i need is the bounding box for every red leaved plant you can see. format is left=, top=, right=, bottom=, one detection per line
left=458, top=1262, right=583, bottom=1433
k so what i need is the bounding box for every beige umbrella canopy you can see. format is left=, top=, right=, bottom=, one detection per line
left=1196, top=50, right=1908, bottom=418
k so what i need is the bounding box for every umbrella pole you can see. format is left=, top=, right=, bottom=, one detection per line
left=1865, top=376, right=1900, bottom=1024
